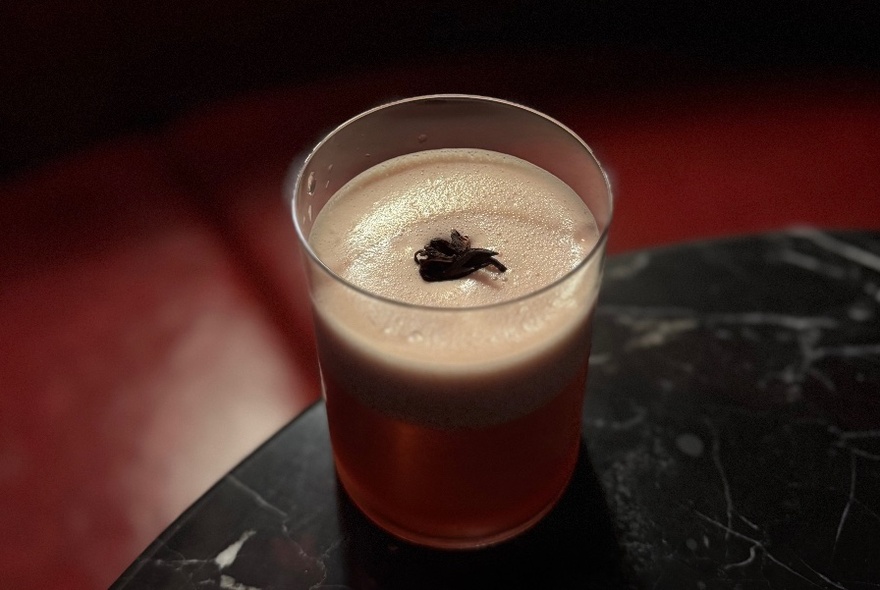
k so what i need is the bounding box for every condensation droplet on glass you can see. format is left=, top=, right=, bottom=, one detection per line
left=324, top=180, right=330, bottom=189
left=327, top=164, right=333, bottom=172
left=407, top=331, right=424, bottom=343
left=307, top=171, right=316, bottom=195
left=307, top=204, right=313, bottom=221
left=364, top=153, right=371, bottom=159
left=417, top=133, right=428, bottom=143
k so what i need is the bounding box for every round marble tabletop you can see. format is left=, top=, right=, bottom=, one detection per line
left=112, top=229, right=880, bottom=589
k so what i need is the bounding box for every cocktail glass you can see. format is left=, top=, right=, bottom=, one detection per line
left=289, top=95, right=612, bottom=549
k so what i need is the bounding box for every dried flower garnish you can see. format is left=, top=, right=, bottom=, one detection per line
left=413, top=230, right=507, bottom=282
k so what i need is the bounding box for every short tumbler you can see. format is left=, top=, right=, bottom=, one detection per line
left=289, top=95, right=612, bottom=549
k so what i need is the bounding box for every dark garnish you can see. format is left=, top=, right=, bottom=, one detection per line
left=413, top=230, right=507, bottom=282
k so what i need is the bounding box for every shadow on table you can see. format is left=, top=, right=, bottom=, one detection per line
left=334, top=441, right=638, bottom=590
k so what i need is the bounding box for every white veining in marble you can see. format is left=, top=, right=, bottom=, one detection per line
left=226, top=475, right=289, bottom=519
left=789, top=227, right=880, bottom=274
left=694, top=510, right=848, bottom=589
left=214, top=530, right=256, bottom=569
left=219, top=574, right=262, bottom=590
left=831, top=453, right=858, bottom=568
left=605, top=251, right=651, bottom=280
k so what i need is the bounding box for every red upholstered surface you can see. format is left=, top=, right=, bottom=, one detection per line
left=1, top=58, right=879, bottom=588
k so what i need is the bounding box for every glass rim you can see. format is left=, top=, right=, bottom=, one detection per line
left=290, top=93, right=614, bottom=312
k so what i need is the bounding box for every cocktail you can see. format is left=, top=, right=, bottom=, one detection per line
left=290, top=95, right=612, bottom=549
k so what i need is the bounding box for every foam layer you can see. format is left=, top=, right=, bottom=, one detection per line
left=310, top=148, right=597, bottom=307
left=307, top=148, right=603, bottom=427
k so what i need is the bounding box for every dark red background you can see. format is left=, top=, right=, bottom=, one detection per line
left=1, top=2, right=879, bottom=588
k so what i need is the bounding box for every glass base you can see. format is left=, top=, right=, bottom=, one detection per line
left=337, top=466, right=574, bottom=550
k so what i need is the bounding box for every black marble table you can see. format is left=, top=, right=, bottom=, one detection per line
left=112, top=229, right=880, bottom=589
